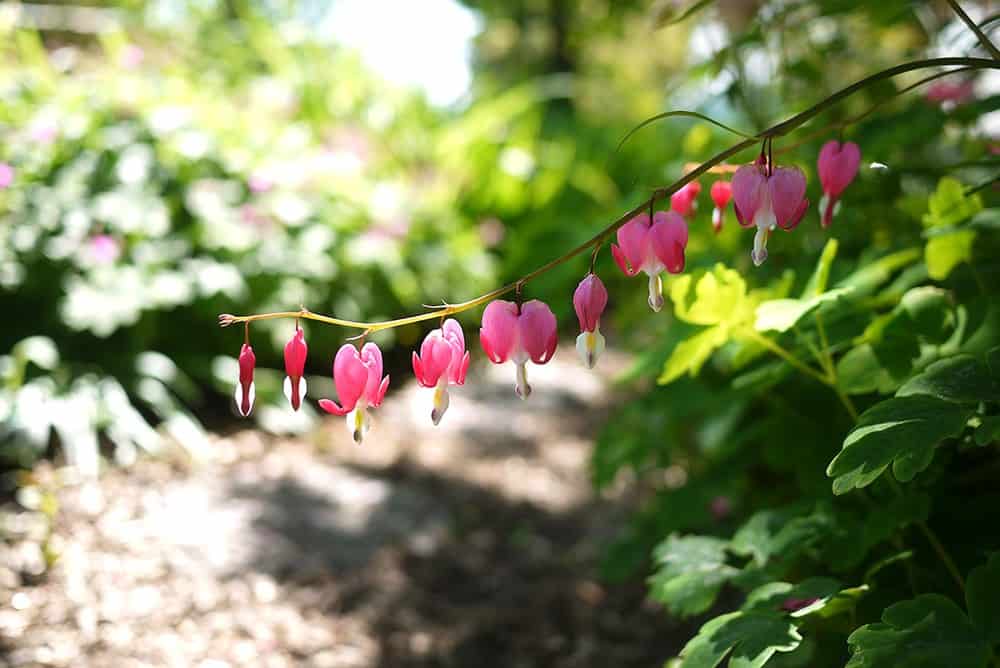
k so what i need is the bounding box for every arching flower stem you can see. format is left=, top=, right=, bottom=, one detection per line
left=219, top=57, right=1000, bottom=337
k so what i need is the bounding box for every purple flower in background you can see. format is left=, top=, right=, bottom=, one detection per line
left=781, top=597, right=820, bottom=613
left=89, top=235, right=121, bottom=264
left=709, top=495, right=732, bottom=521
left=0, top=163, right=13, bottom=189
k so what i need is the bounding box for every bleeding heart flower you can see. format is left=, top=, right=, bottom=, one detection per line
left=319, top=342, right=390, bottom=443
left=283, top=327, right=308, bottom=411
left=412, top=318, right=470, bottom=425
left=234, top=343, right=256, bottom=417
left=480, top=299, right=557, bottom=399
left=670, top=181, right=702, bottom=217
left=710, top=180, right=732, bottom=234
left=611, top=211, right=688, bottom=311
left=817, top=140, right=861, bottom=229
left=732, top=159, right=808, bottom=266
left=573, top=274, right=608, bottom=369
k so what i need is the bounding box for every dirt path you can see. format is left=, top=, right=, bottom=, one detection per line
left=1, top=355, right=686, bottom=667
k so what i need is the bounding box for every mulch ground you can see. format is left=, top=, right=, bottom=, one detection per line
left=1, top=355, right=690, bottom=667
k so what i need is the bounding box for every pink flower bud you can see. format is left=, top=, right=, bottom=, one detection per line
left=283, top=328, right=308, bottom=411
left=670, top=181, right=701, bottom=217
left=412, top=318, right=470, bottom=425
left=480, top=299, right=557, bottom=399
left=318, top=342, right=390, bottom=443
left=573, top=274, right=608, bottom=369
left=817, top=140, right=861, bottom=229
left=710, top=180, right=732, bottom=234
left=235, top=343, right=256, bottom=417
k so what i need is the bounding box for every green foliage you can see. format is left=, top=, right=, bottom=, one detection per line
left=649, top=534, right=740, bottom=617
left=845, top=595, right=990, bottom=668
left=679, top=611, right=802, bottom=668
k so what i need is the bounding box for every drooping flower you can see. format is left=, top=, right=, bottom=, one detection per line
left=0, top=163, right=13, bottom=189
left=318, top=342, right=390, bottom=443
left=283, top=327, right=308, bottom=411
left=732, top=159, right=808, bottom=266
left=611, top=211, right=688, bottom=311
left=817, top=140, right=861, bottom=229
left=573, top=274, right=608, bottom=369
left=234, top=343, right=256, bottom=417
left=670, top=181, right=702, bottom=217
left=480, top=299, right=557, bottom=399
left=710, top=180, right=732, bottom=234
left=412, top=319, right=470, bottom=425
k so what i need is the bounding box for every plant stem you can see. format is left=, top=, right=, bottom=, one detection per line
left=884, top=475, right=966, bottom=594
left=221, top=57, right=1000, bottom=334
left=948, top=0, right=1000, bottom=62
left=744, top=331, right=830, bottom=385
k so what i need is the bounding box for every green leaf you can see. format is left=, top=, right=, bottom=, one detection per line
left=827, top=395, right=972, bottom=494
left=837, top=344, right=898, bottom=395
left=802, top=238, right=839, bottom=299
left=679, top=611, right=802, bottom=668
left=926, top=229, right=977, bottom=281
left=897, top=355, right=1000, bottom=404
left=653, top=0, right=715, bottom=27
left=659, top=325, right=730, bottom=385
left=966, top=553, right=1000, bottom=644
left=846, top=594, right=989, bottom=668
left=754, top=288, right=851, bottom=333
left=922, top=177, right=983, bottom=229
left=974, top=415, right=1000, bottom=446
left=730, top=505, right=831, bottom=566
left=836, top=248, right=921, bottom=297
left=649, top=534, right=739, bottom=617
left=671, top=264, right=750, bottom=327
left=899, top=286, right=956, bottom=343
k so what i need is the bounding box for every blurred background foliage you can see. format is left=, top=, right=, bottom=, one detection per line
left=3, top=0, right=1000, bottom=664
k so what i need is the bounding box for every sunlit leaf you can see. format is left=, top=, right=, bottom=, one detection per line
left=754, top=288, right=851, bottom=333
left=926, top=229, right=976, bottom=281
left=922, top=177, right=983, bottom=229
left=658, top=325, right=729, bottom=385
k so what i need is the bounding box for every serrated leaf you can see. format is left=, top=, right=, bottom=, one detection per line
left=827, top=396, right=972, bottom=494
left=730, top=505, right=831, bottom=566
left=922, top=177, right=983, bottom=229
left=679, top=611, right=802, bottom=668
left=926, top=229, right=976, bottom=281
left=659, top=325, right=730, bottom=385
left=649, top=534, right=739, bottom=617
left=754, top=288, right=851, bottom=333
left=897, top=355, right=1000, bottom=404
left=671, top=264, right=750, bottom=327
left=846, top=594, right=989, bottom=668
left=966, top=553, right=1000, bottom=644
